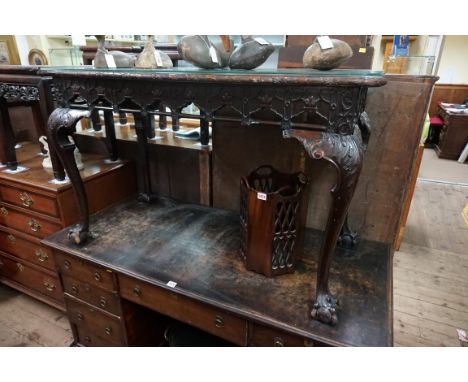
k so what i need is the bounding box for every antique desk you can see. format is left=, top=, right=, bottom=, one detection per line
left=435, top=103, right=468, bottom=160
left=39, top=66, right=390, bottom=345
left=0, top=66, right=61, bottom=172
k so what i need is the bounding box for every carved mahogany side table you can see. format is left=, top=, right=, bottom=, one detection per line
left=0, top=66, right=62, bottom=173
left=40, top=66, right=386, bottom=325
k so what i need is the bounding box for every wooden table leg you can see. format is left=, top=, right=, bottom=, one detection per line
left=158, top=104, right=167, bottom=130
left=47, top=108, right=91, bottom=244
left=0, top=98, right=18, bottom=171
left=284, top=128, right=364, bottom=326
left=119, top=112, right=127, bottom=125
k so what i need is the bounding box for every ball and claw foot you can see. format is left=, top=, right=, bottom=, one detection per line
left=311, top=293, right=339, bottom=326
left=68, top=225, right=89, bottom=245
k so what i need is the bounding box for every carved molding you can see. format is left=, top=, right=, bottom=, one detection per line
left=0, top=83, right=40, bottom=102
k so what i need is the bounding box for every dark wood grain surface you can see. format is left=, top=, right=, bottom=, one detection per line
left=43, top=197, right=392, bottom=346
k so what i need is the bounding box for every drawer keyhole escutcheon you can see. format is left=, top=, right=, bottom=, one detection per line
left=94, top=271, right=102, bottom=282
left=100, top=297, right=107, bottom=308
left=16, top=263, right=24, bottom=272
left=71, top=285, right=79, bottom=295
left=133, top=286, right=141, bottom=297
left=64, top=260, right=71, bottom=270
left=77, top=312, right=84, bottom=321
left=105, top=326, right=112, bottom=335
left=7, top=234, right=15, bottom=244
left=214, top=315, right=224, bottom=328
left=19, top=192, right=33, bottom=207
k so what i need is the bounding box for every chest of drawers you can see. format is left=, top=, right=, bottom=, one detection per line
left=0, top=143, right=135, bottom=310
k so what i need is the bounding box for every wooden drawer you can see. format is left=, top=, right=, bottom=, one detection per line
left=249, top=324, right=318, bottom=347
left=119, top=275, right=247, bottom=345
left=0, top=204, right=61, bottom=239
left=62, top=274, right=121, bottom=316
left=54, top=252, right=115, bottom=292
left=0, top=185, right=59, bottom=218
left=65, top=296, right=125, bottom=345
left=0, top=228, right=55, bottom=271
left=0, top=253, right=63, bottom=302
left=75, top=325, right=116, bottom=347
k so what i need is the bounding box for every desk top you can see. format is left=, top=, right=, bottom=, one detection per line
left=39, top=66, right=386, bottom=87
left=43, top=197, right=392, bottom=346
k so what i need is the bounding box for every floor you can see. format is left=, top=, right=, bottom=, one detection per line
left=0, top=148, right=467, bottom=347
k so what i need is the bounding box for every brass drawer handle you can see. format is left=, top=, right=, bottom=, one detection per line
left=71, top=285, right=79, bottom=295
left=19, top=192, right=33, bottom=207
left=35, top=249, right=49, bottom=262
left=133, top=286, right=141, bottom=297
left=7, top=234, right=16, bottom=244
left=274, top=337, right=284, bottom=347
left=214, top=315, right=224, bottom=328
left=0, top=206, right=8, bottom=216
left=99, top=297, right=107, bottom=308
left=44, top=280, right=56, bottom=292
left=105, top=326, right=113, bottom=335
left=64, top=259, right=71, bottom=270
left=16, top=263, right=24, bottom=272
left=76, top=312, right=84, bottom=321
left=28, top=219, right=41, bottom=232
left=94, top=271, right=102, bottom=282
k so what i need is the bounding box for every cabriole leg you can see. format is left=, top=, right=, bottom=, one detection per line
left=47, top=108, right=91, bottom=244
left=285, top=128, right=364, bottom=325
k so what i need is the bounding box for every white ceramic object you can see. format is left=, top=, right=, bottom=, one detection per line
left=39, top=135, right=84, bottom=171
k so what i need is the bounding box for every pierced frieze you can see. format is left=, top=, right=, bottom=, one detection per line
left=0, top=84, right=39, bottom=102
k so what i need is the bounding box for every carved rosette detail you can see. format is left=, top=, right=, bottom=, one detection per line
left=0, top=84, right=39, bottom=102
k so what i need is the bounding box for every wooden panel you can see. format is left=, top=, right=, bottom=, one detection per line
left=61, top=274, right=121, bottom=316
left=0, top=204, right=61, bottom=238
left=0, top=184, right=59, bottom=217
left=212, top=75, right=437, bottom=245
left=65, top=296, right=125, bottom=345
left=54, top=252, right=115, bottom=292
left=119, top=274, right=247, bottom=346
left=428, top=84, right=468, bottom=116
left=0, top=253, right=63, bottom=302
left=0, top=227, right=55, bottom=270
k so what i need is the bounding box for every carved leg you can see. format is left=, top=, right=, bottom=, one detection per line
left=103, top=109, right=118, bottom=161
left=171, top=111, right=180, bottom=131
left=0, top=98, right=18, bottom=170
left=133, top=111, right=157, bottom=202
left=284, top=129, right=364, bottom=325
left=47, top=108, right=91, bottom=244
